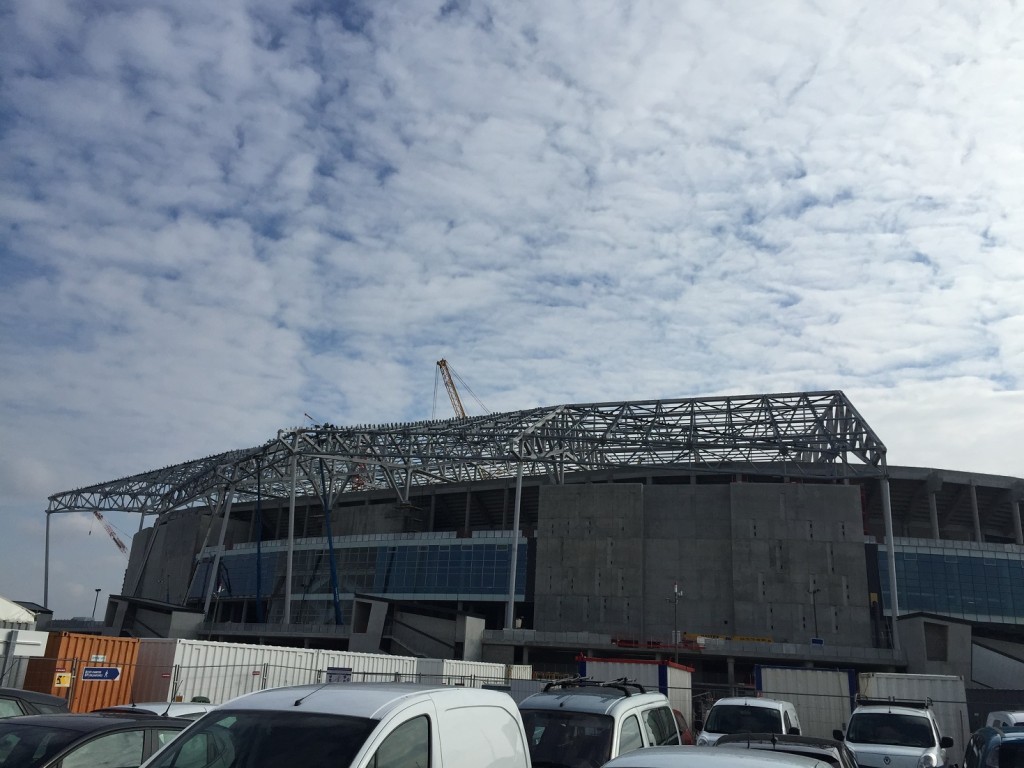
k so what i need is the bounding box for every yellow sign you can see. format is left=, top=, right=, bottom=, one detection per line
left=54, top=673, right=71, bottom=688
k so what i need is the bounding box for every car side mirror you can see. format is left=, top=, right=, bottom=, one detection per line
left=940, top=736, right=954, bottom=749
left=833, top=730, right=845, bottom=741
left=788, top=727, right=801, bottom=735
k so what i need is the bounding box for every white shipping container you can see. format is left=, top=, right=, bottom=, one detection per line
left=314, top=650, right=418, bottom=683
left=415, top=658, right=510, bottom=687
left=578, top=658, right=693, bottom=725
left=135, top=639, right=320, bottom=704
left=755, top=666, right=856, bottom=739
left=857, top=672, right=970, bottom=767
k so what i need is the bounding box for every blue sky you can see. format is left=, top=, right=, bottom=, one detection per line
left=1, top=0, right=1022, bottom=619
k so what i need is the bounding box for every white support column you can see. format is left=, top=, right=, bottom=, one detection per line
left=880, top=468, right=901, bottom=655
left=203, top=486, right=236, bottom=617
left=505, top=448, right=525, bottom=629
left=284, top=453, right=298, bottom=625
left=44, top=514, right=51, bottom=610
left=928, top=492, right=940, bottom=540
left=1013, top=497, right=1023, bottom=546
left=971, top=481, right=983, bottom=543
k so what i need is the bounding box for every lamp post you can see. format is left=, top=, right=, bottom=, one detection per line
left=809, top=587, right=821, bottom=638
left=666, top=582, right=682, bottom=664
left=91, top=588, right=101, bottom=621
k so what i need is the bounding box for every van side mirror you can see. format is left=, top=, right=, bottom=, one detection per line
left=833, top=730, right=845, bottom=741
left=940, top=736, right=954, bottom=749
left=788, top=727, right=801, bottom=735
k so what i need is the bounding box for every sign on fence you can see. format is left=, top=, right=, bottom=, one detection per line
left=82, top=667, right=121, bottom=681
left=326, top=667, right=353, bottom=683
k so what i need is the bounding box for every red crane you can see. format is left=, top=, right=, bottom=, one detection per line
left=91, top=510, right=129, bottom=557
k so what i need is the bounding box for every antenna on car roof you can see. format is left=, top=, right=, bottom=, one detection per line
left=294, top=683, right=331, bottom=707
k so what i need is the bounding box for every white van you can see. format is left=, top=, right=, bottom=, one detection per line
left=696, top=697, right=802, bottom=746
left=835, top=697, right=953, bottom=768
left=140, top=683, right=531, bottom=768
left=986, top=710, right=1024, bottom=729
left=519, top=678, right=680, bottom=767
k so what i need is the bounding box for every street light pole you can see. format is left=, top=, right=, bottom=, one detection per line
left=91, top=589, right=101, bottom=621
left=666, top=582, right=682, bottom=664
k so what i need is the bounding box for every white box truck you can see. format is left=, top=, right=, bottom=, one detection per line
left=755, top=665, right=857, bottom=740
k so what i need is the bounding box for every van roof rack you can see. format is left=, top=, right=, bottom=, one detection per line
left=542, top=676, right=647, bottom=697
left=856, top=694, right=933, bottom=709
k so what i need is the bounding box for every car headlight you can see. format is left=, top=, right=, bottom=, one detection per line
left=696, top=736, right=709, bottom=746
left=917, top=753, right=937, bottom=768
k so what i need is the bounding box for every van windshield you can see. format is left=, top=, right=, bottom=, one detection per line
left=846, top=712, right=936, bottom=748
left=144, top=710, right=377, bottom=768
left=521, top=710, right=613, bottom=768
left=704, top=705, right=783, bottom=735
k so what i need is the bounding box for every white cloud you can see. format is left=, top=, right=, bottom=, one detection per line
left=1, top=0, right=1022, bottom=617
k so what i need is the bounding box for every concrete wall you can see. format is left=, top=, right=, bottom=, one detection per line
left=124, top=511, right=222, bottom=603
left=534, top=484, right=646, bottom=635
left=335, top=502, right=420, bottom=536
left=899, top=615, right=973, bottom=680
left=535, top=481, right=874, bottom=647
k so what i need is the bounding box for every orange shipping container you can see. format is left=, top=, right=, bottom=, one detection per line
left=24, top=632, right=140, bottom=712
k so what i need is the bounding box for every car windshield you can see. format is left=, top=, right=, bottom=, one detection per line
left=144, top=710, right=377, bottom=768
left=846, top=712, right=935, bottom=748
left=704, top=705, right=783, bottom=735
left=0, top=721, right=81, bottom=767
left=521, top=710, right=614, bottom=768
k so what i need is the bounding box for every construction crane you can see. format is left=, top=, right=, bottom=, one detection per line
left=91, top=510, right=129, bottom=557
left=437, top=359, right=468, bottom=419
left=435, top=359, right=490, bottom=419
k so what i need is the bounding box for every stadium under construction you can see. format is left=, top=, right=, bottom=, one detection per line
left=44, top=391, right=1024, bottom=692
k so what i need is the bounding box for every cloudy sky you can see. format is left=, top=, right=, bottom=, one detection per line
left=1, top=0, right=1022, bottom=619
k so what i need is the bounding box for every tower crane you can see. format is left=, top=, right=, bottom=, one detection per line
left=91, top=510, right=129, bottom=557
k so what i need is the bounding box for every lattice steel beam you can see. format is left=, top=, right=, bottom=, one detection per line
left=47, top=390, right=886, bottom=516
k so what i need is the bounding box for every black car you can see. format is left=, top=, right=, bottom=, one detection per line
left=715, top=732, right=860, bottom=768
left=0, top=688, right=69, bottom=718
left=0, top=713, right=189, bottom=768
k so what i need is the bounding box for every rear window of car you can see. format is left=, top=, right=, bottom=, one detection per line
left=704, top=705, right=783, bottom=735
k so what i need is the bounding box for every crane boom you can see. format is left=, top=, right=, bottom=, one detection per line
left=92, top=510, right=129, bottom=556
left=437, top=359, right=467, bottom=419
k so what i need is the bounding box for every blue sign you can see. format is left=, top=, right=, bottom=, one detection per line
left=82, top=667, right=121, bottom=681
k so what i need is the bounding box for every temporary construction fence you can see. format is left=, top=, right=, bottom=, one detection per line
left=25, top=634, right=534, bottom=709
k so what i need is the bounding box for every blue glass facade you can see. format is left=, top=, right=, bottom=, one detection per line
left=877, top=543, right=1024, bottom=624
left=188, top=536, right=528, bottom=604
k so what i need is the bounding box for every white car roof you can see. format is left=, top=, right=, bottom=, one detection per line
left=851, top=704, right=933, bottom=718
left=603, top=745, right=829, bottom=767
left=219, top=683, right=514, bottom=719
left=519, top=689, right=669, bottom=716
left=710, top=697, right=793, bottom=710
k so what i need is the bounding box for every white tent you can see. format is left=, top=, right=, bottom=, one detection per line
left=0, top=595, right=34, bottom=629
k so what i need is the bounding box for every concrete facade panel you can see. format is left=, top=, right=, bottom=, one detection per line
left=535, top=480, right=873, bottom=647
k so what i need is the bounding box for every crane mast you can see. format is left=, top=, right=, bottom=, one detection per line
left=437, top=359, right=467, bottom=419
